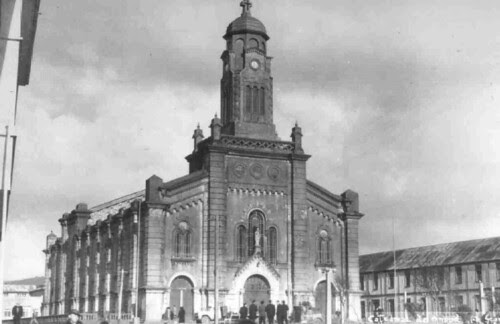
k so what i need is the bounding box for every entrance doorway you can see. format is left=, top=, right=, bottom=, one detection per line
left=314, top=281, right=335, bottom=318
left=244, top=275, right=270, bottom=305
left=170, top=276, right=194, bottom=322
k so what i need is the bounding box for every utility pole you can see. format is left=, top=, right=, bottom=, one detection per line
left=214, top=214, right=219, bottom=324
left=0, top=126, right=11, bottom=324
left=134, top=201, right=141, bottom=324
left=393, top=214, right=397, bottom=320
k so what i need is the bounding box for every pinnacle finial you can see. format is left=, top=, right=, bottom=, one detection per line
left=240, top=0, right=252, bottom=15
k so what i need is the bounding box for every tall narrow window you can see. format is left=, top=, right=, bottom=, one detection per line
left=248, top=210, right=265, bottom=256
left=496, top=263, right=500, bottom=281
left=475, top=264, right=482, bottom=282
left=226, top=91, right=232, bottom=121
left=174, top=222, right=191, bottom=258
left=185, top=232, right=191, bottom=256
left=437, top=267, right=445, bottom=286
left=234, top=39, right=244, bottom=70
left=404, top=270, right=411, bottom=287
left=388, top=272, right=394, bottom=289
left=373, top=273, right=379, bottom=290
left=317, top=229, right=331, bottom=264
left=455, top=266, right=463, bottom=284
left=268, top=227, right=277, bottom=264
left=245, top=86, right=252, bottom=115
left=259, top=87, right=265, bottom=116
left=252, top=86, right=259, bottom=115
left=175, top=232, right=184, bottom=257
left=360, top=275, right=365, bottom=291
left=236, top=225, right=247, bottom=262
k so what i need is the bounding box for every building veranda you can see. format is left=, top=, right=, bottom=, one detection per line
left=42, top=1, right=364, bottom=323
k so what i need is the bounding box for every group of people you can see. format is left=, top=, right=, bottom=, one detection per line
left=163, top=305, right=186, bottom=324
left=239, top=300, right=289, bottom=324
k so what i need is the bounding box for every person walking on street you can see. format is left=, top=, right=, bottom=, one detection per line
left=276, top=302, right=283, bottom=324
left=258, top=301, right=266, bottom=324
left=249, top=300, right=258, bottom=322
left=240, top=303, right=249, bottom=319
left=265, top=300, right=275, bottom=324
left=178, top=307, right=185, bottom=324
left=281, top=301, right=289, bottom=324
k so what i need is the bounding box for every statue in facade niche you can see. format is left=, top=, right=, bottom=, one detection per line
left=255, top=228, right=261, bottom=247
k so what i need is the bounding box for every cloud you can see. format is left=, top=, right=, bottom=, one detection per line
left=5, top=0, right=500, bottom=279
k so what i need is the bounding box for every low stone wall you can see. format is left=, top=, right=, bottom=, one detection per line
left=2, top=314, right=136, bottom=324
left=3, top=315, right=67, bottom=324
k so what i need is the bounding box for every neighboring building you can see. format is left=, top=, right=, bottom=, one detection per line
left=42, top=1, right=364, bottom=323
left=0, top=0, right=41, bottom=217
left=1, top=0, right=41, bottom=319
left=3, top=284, right=44, bottom=319
left=359, top=237, right=500, bottom=320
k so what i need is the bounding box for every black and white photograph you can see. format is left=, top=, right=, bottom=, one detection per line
left=1, top=1, right=499, bottom=324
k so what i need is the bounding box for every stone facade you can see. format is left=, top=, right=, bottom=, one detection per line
left=42, top=2, right=364, bottom=323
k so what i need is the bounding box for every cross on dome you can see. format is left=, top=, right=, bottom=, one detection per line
left=240, top=0, right=252, bottom=15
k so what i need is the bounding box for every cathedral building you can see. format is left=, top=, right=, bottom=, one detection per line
left=42, top=1, right=364, bottom=322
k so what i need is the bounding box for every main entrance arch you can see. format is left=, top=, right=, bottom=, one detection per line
left=244, top=275, right=270, bottom=304
left=314, top=281, right=336, bottom=318
left=170, top=276, right=194, bottom=322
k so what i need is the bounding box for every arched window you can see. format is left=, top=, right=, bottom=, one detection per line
left=236, top=225, right=247, bottom=262
left=259, top=87, right=265, bottom=116
left=174, top=222, right=191, bottom=258
left=245, top=85, right=252, bottom=115
left=226, top=90, right=232, bottom=122
left=249, top=38, right=259, bottom=49
left=252, top=86, right=259, bottom=116
left=248, top=210, right=265, bottom=256
left=268, top=227, right=277, bottom=264
left=235, top=39, right=245, bottom=70
left=317, top=229, right=332, bottom=264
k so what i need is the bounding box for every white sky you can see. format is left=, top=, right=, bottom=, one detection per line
left=5, top=0, right=500, bottom=280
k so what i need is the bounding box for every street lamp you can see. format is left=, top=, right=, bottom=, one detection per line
left=316, top=261, right=336, bottom=324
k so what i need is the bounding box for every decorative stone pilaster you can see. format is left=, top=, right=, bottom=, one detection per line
left=59, top=214, right=69, bottom=241
left=340, top=189, right=364, bottom=321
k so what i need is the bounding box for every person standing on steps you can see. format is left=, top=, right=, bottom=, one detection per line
left=249, top=300, right=258, bottom=323
left=265, top=300, right=275, bottom=324
left=240, top=303, right=249, bottom=319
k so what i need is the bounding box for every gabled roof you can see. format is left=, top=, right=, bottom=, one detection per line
left=360, top=236, right=500, bottom=273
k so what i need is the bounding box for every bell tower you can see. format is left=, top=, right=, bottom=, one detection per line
left=220, top=0, right=278, bottom=140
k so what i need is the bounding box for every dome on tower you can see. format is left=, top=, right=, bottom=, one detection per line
left=224, top=0, right=269, bottom=40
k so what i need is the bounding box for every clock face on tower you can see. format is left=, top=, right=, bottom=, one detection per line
left=250, top=59, right=260, bottom=70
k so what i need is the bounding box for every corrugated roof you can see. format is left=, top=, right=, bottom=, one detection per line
left=88, top=170, right=208, bottom=222
left=90, top=190, right=144, bottom=222
left=360, top=236, right=500, bottom=273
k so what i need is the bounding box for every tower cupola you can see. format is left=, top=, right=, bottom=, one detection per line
left=224, top=0, right=269, bottom=40
left=219, top=0, right=277, bottom=140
